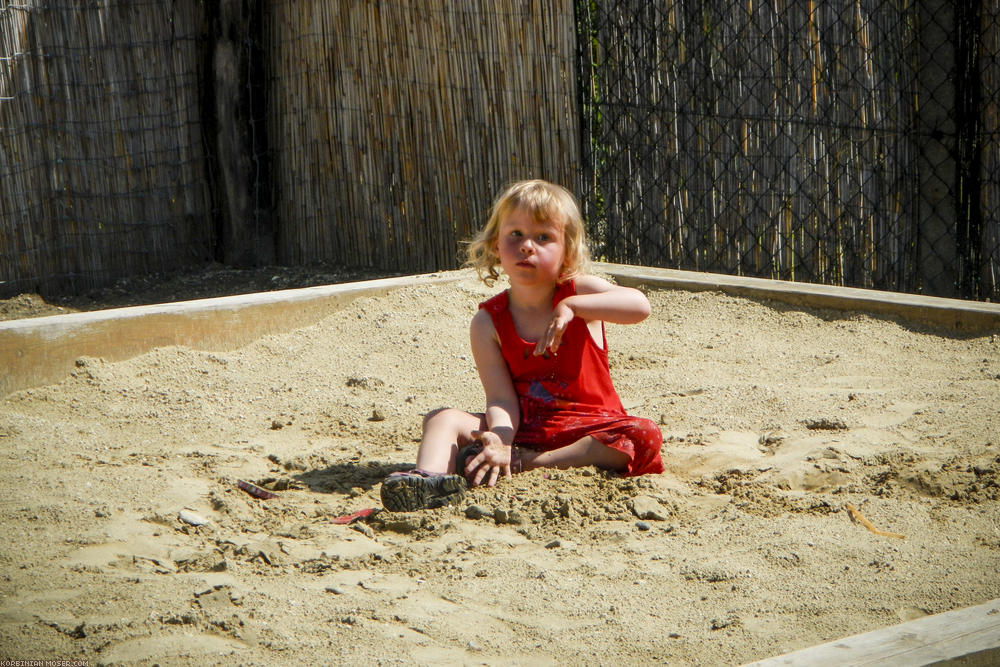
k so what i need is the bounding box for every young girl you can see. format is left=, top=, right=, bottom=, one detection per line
left=380, top=180, right=664, bottom=512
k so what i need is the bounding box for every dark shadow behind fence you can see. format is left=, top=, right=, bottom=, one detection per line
left=0, top=0, right=997, bottom=302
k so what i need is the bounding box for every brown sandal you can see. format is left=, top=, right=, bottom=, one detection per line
left=510, top=446, right=524, bottom=475
left=455, top=444, right=483, bottom=479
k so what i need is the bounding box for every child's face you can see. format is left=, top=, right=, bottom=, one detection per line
left=494, top=207, right=566, bottom=287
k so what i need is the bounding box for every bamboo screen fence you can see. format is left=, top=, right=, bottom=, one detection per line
left=0, top=0, right=998, bottom=301
left=265, top=0, right=579, bottom=272
left=0, top=1, right=213, bottom=296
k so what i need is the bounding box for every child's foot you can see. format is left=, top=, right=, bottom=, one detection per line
left=379, top=469, right=468, bottom=512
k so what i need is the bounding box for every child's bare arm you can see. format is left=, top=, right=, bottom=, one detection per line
left=470, top=309, right=520, bottom=438
left=469, top=310, right=520, bottom=486
left=536, top=274, right=650, bottom=356
left=563, top=274, right=651, bottom=323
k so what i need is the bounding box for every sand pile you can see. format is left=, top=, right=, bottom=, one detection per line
left=1, top=273, right=998, bottom=665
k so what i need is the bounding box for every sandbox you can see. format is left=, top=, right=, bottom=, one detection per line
left=1, top=265, right=998, bottom=665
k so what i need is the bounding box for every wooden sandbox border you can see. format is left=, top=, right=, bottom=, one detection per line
left=3, top=263, right=999, bottom=400
left=1, top=264, right=999, bottom=662
left=595, top=262, right=1000, bottom=335
left=0, top=272, right=461, bottom=398
left=741, top=597, right=1000, bottom=666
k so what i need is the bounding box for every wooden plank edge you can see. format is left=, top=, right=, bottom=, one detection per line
left=596, top=263, right=1000, bottom=335
left=740, top=598, right=1000, bottom=666
left=1, top=271, right=462, bottom=398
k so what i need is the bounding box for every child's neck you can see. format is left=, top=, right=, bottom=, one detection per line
left=507, top=281, right=557, bottom=311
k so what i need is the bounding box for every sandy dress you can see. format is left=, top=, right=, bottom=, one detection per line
left=479, top=280, right=664, bottom=476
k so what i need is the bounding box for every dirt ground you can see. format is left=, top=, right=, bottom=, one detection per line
left=1, top=269, right=998, bottom=666
left=0, top=262, right=398, bottom=322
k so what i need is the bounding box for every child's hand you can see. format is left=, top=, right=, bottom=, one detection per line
left=535, top=301, right=574, bottom=357
left=466, top=430, right=513, bottom=487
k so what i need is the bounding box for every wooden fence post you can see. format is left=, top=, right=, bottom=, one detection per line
left=915, top=0, right=958, bottom=297
left=209, top=0, right=273, bottom=266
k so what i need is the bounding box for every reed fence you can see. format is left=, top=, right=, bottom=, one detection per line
left=0, top=0, right=997, bottom=302
left=265, top=0, right=578, bottom=273
left=0, top=0, right=213, bottom=296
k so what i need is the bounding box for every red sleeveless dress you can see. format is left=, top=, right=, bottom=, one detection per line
left=479, top=281, right=664, bottom=477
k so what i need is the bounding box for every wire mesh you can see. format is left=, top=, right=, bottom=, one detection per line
left=576, top=0, right=1000, bottom=301
left=0, top=1, right=214, bottom=297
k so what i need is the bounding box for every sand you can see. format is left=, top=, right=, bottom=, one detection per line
left=1, top=272, right=998, bottom=665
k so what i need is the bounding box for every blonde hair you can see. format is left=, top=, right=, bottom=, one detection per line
left=465, top=180, right=590, bottom=286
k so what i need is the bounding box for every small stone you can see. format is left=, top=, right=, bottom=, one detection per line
left=636, top=521, right=651, bottom=531
left=178, top=509, right=209, bottom=526
left=351, top=523, right=374, bottom=538
left=465, top=504, right=490, bottom=520
left=494, top=509, right=523, bottom=525
left=630, top=495, right=668, bottom=521
left=325, top=586, right=345, bottom=595
left=545, top=539, right=575, bottom=550
left=369, top=408, right=386, bottom=422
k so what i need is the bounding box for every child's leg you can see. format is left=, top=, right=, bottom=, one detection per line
left=518, top=417, right=663, bottom=476
left=518, top=435, right=629, bottom=472
left=381, top=408, right=486, bottom=512
left=414, top=408, right=486, bottom=474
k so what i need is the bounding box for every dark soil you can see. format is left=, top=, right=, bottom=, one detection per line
left=0, top=263, right=401, bottom=322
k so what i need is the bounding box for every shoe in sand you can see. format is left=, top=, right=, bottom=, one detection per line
left=379, top=469, right=468, bottom=512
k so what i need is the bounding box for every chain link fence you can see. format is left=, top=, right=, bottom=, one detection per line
left=576, top=0, right=999, bottom=301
